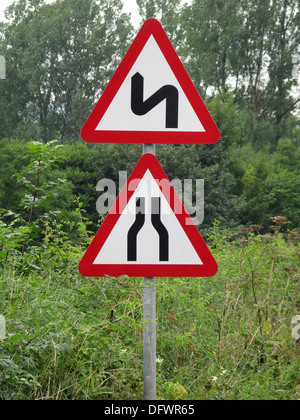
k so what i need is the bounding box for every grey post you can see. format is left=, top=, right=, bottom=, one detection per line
left=143, top=143, right=156, bottom=400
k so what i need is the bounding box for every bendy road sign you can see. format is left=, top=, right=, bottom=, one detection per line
left=81, top=19, right=220, bottom=145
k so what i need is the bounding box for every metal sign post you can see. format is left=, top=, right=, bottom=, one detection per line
left=142, top=143, right=156, bottom=400
left=143, top=276, right=156, bottom=400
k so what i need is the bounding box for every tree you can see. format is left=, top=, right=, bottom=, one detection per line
left=180, top=0, right=241, bottom=97
left=0, top=0, right=133, bottom=142
left=136, top=0, right=182, bottom=43
left=230, top=0, right=300, bottom=146
left=181, top=0, right=300, bottom=147
left=264, top=0, right=300, bottom=145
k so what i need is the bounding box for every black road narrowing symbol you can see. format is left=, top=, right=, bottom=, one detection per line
left=131, top=72, right=179, bottom=129
left=151, top=198, right=169, bottom=262
left=127, top=197, right=169, bottom=262
left=127, top=198, right=145, bottom=262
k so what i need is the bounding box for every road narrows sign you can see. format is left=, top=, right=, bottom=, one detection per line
left=79, top=154, right=218, bottom=278
left=81, top=19, right=220, bottom=144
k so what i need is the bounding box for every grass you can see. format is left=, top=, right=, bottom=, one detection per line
left=0, top=221, right=299, bottom=400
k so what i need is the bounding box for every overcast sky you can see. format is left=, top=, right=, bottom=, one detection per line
left=0, top=0, right=142, bottom=27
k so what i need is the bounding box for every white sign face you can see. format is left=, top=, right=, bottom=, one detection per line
left=96, top=36, right=205, bottom=133
left=93, top=169, right=203, bottom=266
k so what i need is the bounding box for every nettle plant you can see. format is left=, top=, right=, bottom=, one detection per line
left=0, top=141, right=67, bottom=265
left=16, top=141, right=66, bottom=225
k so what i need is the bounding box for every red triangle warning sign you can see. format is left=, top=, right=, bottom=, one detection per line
left=79, top=154, right=218, bottom=278
left=81, top=19, right=220, bottom=145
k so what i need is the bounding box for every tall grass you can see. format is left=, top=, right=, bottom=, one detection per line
left=0, top=220, right=299, bottom=400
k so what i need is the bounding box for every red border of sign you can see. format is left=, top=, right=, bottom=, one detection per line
left=81, top=19, right=220, bottom=144
left=79, top=154, right=218, bottom=277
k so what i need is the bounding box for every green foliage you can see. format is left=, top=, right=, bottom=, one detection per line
left=136, top=0, right=181, bottom=42
left=15, top=141, right=67, bottom=222
left=0, top=0, right=133, bottom=142
left=207, top=91, right=243, bottom=149
left=229, top=138, right=300, bottom=228
left=0, top=138, right=29, bottom=213
left=180, top=0, right=300, bottom=147
left=0, top=140, right=73, bottom=271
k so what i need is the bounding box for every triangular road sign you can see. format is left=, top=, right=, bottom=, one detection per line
left=81, top=19, right=220, bottom=144
left=79, top=154, right=218, bottom=277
